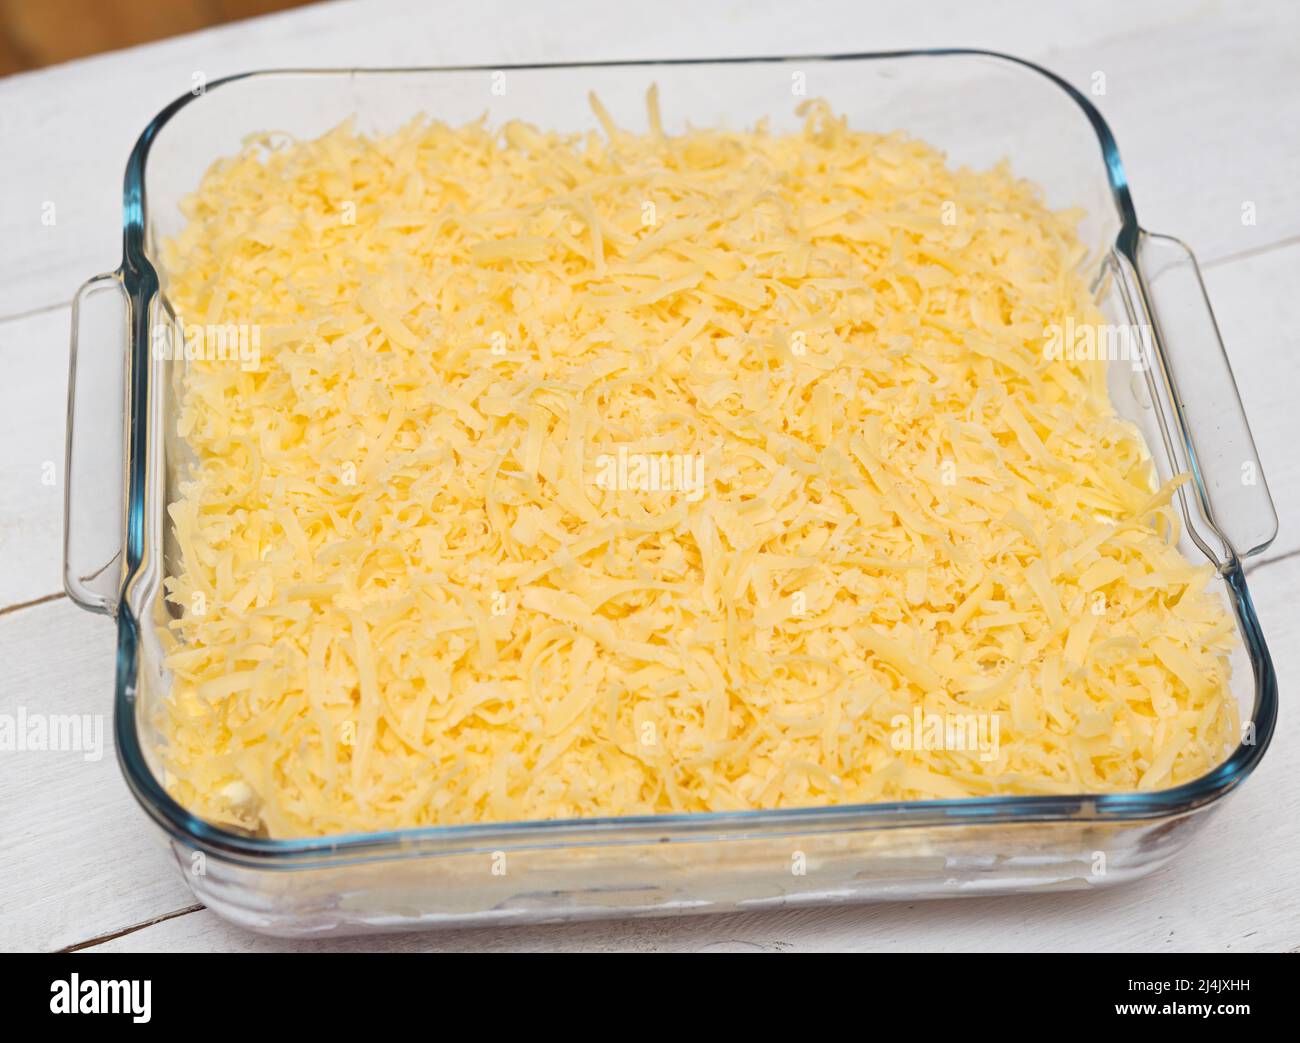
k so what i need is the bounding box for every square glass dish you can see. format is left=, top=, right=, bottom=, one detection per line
left=65, top=50, right=1279, bottom=936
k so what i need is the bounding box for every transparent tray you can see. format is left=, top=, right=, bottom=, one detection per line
left=64, top=50, right=1278, bottom=936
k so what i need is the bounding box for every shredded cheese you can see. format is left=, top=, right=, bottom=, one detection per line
left=158, top=93, right=1240, bottom=838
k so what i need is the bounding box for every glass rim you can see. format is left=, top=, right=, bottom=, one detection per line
left=111, top=49, right=1278, bottom=866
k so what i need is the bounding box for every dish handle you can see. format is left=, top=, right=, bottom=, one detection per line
left=1133, top=231, right=1278, bottom=563
left=64, top=272, right=130, bottom=615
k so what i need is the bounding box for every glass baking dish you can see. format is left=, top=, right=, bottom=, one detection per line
left=64, top=50, right=1279, bottom=937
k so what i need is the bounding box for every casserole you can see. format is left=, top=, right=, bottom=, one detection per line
left=65, top=50, right=1279, bottom=936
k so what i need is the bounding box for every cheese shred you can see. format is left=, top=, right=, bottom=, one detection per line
left=158, top=93, right=1240, bottom=837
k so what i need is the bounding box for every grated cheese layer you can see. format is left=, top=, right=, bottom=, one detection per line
left=158, top=95, right=1240, bottom=838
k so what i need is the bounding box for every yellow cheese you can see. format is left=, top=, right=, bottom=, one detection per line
left=158, top=93, right=1240, bottom=838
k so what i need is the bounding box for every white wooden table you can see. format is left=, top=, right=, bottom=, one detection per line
left=2, top=0, right=1297, bottom=953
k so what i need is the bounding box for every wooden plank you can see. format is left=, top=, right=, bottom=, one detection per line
left=0, top=307, right=73, bottom=608
left=0, top=598, right=196, bottom=952
left=0, top=0, right=1290, bottom=320
left=0, top=0, right=213, bottom=71
left=1039, top=4, right=1300, bottom=266
left=0, top=0, right=319, bottom=75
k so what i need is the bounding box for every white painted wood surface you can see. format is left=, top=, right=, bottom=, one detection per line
left=0, top=0, right=1297, bottom=953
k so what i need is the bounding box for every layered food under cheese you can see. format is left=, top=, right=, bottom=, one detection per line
left=158, top=93, right=1239, bottom=838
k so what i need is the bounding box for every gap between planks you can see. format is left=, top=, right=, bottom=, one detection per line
left=0, top=298, right=72, bottom=326
left=0, top=590, right=65, bottom=618
left=61, top=904, right=205, bottom=953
